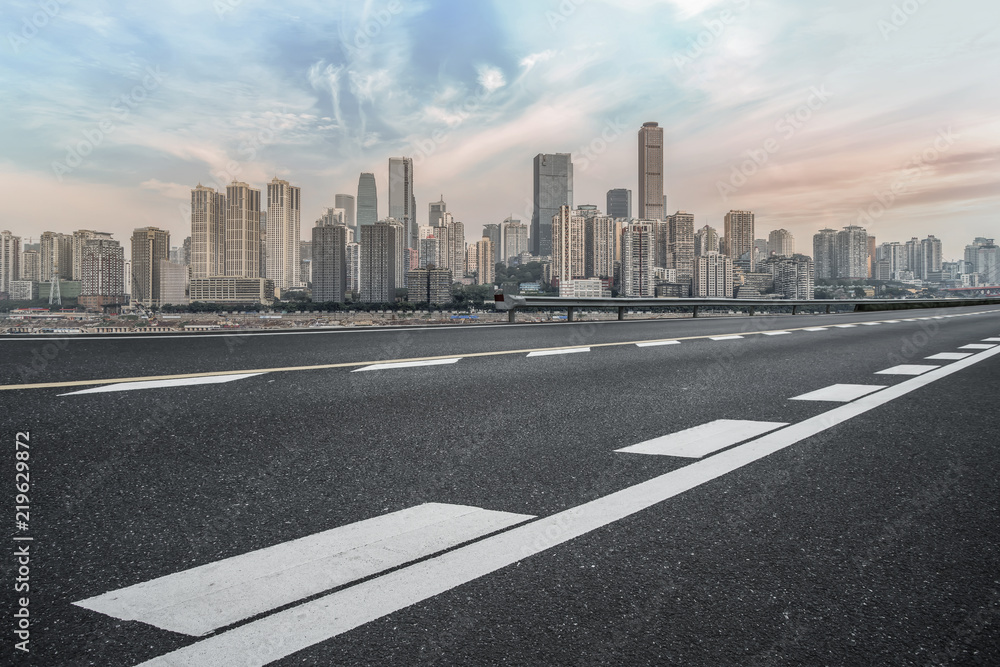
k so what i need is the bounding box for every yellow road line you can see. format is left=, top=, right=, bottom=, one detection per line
left=0, top=313, right=986, bottom=392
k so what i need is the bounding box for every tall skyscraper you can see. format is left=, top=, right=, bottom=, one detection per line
left=360, top=221, right=396, bottom=303
left=668, top=211, right=695, bottom=283
left=813, top=228, right=837, bottom=279
left=835, top=225, right=869, bottom=280
left=446, top=218, right=465, bottom=278
left=585, top=215, right=615, bottom=279
left=40, top=231, right=71, bottom=281
left=483, top=223, right=502, bottom=266
left=312, top=218, right=347, bottom=303
left=387, top=218, right=406, bottom=288
left=606, top=188, right=632, bottom=220
left=693, top=252, right=734, bottom=297
left=724, top=210, right=755, bottom=270
left=334, top=194, right=356, bottom=234
left=388, top=157, right=415, bottom=249
left=191, top=184, right=226, bottom=279
left=79, top=239, right=125, bottom=309
left=621, top=221, right=655, bottom=297
left=357, top=173, right=378, bottom=227
left=552, top=205, right=585, bottom=283
left=266, top=177, right=302, bottom=293
left=476, top=238, right=494, bottom=285
left=130, top=227, right=170, bottom=307
left=638, top=122, right=664, bottom=220
left=0, top=230, right=21, bottom=296
left=71, top=230, right=113, bottom=281
left=346, top=242, right=360, bottom=294
left=226, top=181, right=261, bottom=279
left=767, top=229, right=795, bottom=258
left=694, top=225, right=719, bottom=257
left=531, top=153, right=573, bottom=256
left=19, top=249, right=40, bottom=282
left=501, top=217, right=528, bottom=264
left=429, top=195, right=447, bottom=227
left=920, top=235, right=943, bottom=279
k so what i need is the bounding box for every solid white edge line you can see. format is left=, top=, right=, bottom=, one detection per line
left=136, top=344, right=1000, bottom=667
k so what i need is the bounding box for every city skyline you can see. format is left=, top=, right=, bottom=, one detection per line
left=1, top=1, right=997, bottom=257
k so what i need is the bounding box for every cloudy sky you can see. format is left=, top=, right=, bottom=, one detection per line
left=2, top=0, right=998, bottom=258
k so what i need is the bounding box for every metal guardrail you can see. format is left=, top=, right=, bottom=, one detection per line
left=492, top=294, right=1000, bottom=322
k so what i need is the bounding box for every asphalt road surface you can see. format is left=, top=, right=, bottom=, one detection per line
left=3, top=305, right=1000, bottom=666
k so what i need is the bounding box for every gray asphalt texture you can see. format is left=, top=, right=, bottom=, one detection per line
left=4, top=306, right=999, bottom=666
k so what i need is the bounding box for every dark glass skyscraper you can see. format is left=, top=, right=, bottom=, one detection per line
left=357, top=172, right=378, bottom=227
left=606, top=188, right=632, bottom=219
left=531, top=153, right=573, bottom=257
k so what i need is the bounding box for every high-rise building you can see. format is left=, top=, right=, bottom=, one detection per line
left=638, top=122, right=665, bottom=220
left=40, top=231, right=72, bottom=281
left=0, top=230, right=20, bottom=296
left=357, top=172, right=378, bottom=227
left=867, top=235, right=877, bottom=278
left=606, top=188, right=632, bottom=220
left=71, top=230, right=114, bottom=281
left=724, top=210, right=755, bottom=270
left=552, top=205, right=585, bottom=283
left=388, top=157, right=416, bottom=250
left=585, top=214, right=615, bottom=279
left=265, top=177, right=302, bottom=293
left=406, top=268, right=452, bottom=304
left=346, top=242, right=361, bottom=294
left=130, top=227, right=170, bottom=307
left=446, top=218, right=465, bottom=278
left=191, top=184, right=226, bottom=279
left=159, top=260, right=188, bottom=306
left=79, top=238, right=125, bottom=309
left=334, top=194, right=356, bottom=234
left=483, top=223, right=502, bottom=267
left=476, top=238, right=494, bottom=286
left=767, top=229, right=795, bottom=258
left=387, top=218, right=407, bottom=288
left=531, top=153, right=573, bottom=256
left=465, top=243, right=478, bottom=277
left=813, top=229, right=837, bottom=280
left=965, top=238, right=999, bottom=284
left=226, top=181, right=261, bottom=279
left=668, top=211, right=695, bottom=283
left=502, top=217, right=529, bottom=265
left=300, top=240, right=312, bottom=285
left=312, top=219, right=347, bottom=303
left=693, top=252, right=734, bottom=298
left=621, top=221, right=656, bottom=297
left=19, top=249, right=40, bottom=282
left=771, top=254, right=814, bottom=300
left=694, top=225, right=719, bottom=257
left=429, top=196, right=447, bottom=227
left=920, top=235, right=943, bottom=280
left=418, top=229, right=440, bottom=270
left=835, top=225, right=869, bottom=280
left=259, top=211, right=267, bottom=278
left=360, top=221, right=397, bottom=303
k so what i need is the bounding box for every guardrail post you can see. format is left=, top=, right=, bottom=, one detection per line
left=617, top=306, right=625, bottom=321
left=692, top=305, right=699, bottom=318
left=508, top=309, right=516, bottom=323
left=748, top=307, right=755, bottom=317
left=567, top=307, right=575, bottom=322
left=825, top=305, right=831, bottom=314
left=792, top=305, right=798, bottom=315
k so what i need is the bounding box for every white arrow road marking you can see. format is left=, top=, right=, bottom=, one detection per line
left=58, top=374, right=264, bottom=396
left=76, top=503, right=533, bottom=637
left=134, top=344, right=1000, bottom=667
left=615, top=420, right=787, bottom=458
left=790, top=384, right=886, bottom=402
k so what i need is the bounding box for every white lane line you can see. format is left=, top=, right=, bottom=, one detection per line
left=710, top=335, right=743, bottom=341
left=139, top=343, right=1000, bottom=667
left=860, top=322, right=881, bottom=326
left=833, top=324, right=857, bottom=328
left=76, top=503, right=533, bottom=637
left=635, top=340, right=681, bottom=347
left=789, top=384, right=887, bottom=402
left=762, top=331, right=792, bottom=336
left=925, top=353, right=973, bottom=360
left=352, top=358, right=460, bottom=372
left=804, top=327, right=828, bottom=332
left=615, top=420, right=787, bottom=459
left=58, top=373, right=263, bottom=396
left=901, top=318, right=918, bottom=322
left=959, top=344, right=997, bottom=350
left=526, top=347, right=590, bottom=357
left=875, top=364, right=939, bottom=376
left=982, top=338, right=1000, bottom=342
left=883, top=320, right=901, bottom=323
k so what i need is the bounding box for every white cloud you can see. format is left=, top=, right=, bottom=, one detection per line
left=476, top=64, right=506, bottom=93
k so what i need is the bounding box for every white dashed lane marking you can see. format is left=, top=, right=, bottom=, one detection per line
left=710, top=335, right=743, bottom=341
left=790, top=384, right=887, bottom=402
left=352, top=359, right=461, bottom=372
left=959, top=344, right=997, bottom=350
left=526, top=347, right=590, bottom=357
left=635, top=340, right=681, bottom=347
left=876, top=365, right=940, bottom=376
left=926, top=353, right=973, bottom=360
left=57, top=373, right=264, bottom=396
left=615, top=420, right=787, bottom=458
